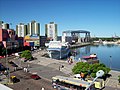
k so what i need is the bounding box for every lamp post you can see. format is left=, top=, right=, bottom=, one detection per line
left=60, top=49, right=61, bottom=59
left=85, top=70, right=104, bottom=90
left=5, top=45, right=13, bottom=84
left=109, top=56, right=112, bottom=69
left=5, top=46, right=10, bottom=84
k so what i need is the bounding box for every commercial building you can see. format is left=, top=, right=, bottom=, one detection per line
left=27, top=20, right=40, bottom=36
left=45, top=22, right=57, bottom=41
left=16, top=21, right=40, bottom=48
left=16, top=23, right=27, bottom=37
left=24, top=34, right=40, bottom=48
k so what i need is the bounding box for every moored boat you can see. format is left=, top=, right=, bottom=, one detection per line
left=47, top=41, right=70, bottom=59
left=79, top=54, right=99, bottom=64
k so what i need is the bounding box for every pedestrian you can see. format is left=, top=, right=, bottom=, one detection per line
left=24, top=68, right=28, bottom=72
left=41, top=87, right=45, bottom=90
left=59, top=66, right=60, bottom=71
left=14, top=67, right=16, bottom=71
left=13, top=67, right=17, bottom=71
left=27, top=64, right=30, bottom=68
left=23, top=68, right=27, bottom=72
left=67, top=57, right=70, bottom=64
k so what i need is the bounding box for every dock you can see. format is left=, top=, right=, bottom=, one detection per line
left=70, top=43, right=91, bottom=48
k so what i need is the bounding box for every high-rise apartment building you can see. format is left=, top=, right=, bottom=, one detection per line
left=27, top=20, right=40, bottom=36
left=45, top=22, right=57, bottom=41
left=2, top=23, right=9, bottom=29
left=16, top=23, right=27, bottom=37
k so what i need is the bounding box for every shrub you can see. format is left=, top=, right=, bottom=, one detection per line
left=72, top=62, right=110, bottom=78
left=21, top=50, right=32, bottom=60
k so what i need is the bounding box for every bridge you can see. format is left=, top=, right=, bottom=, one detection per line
left=62, top=30, right=90, bottom=43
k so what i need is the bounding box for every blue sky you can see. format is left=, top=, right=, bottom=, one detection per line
left=0, top=0, right=120, bottom=37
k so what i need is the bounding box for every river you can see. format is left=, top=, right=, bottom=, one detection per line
left=72, top=44, right=120, bottom=70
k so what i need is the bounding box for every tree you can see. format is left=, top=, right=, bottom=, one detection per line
left=118, top=75, right=120, bottom=83
left=2, top=47, right=6, bottom=56
left=72, top=62, right=110, bottom=78
left=21, top=50, right=32, bottom=60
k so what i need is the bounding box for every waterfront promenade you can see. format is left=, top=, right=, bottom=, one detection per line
left=70, top=42, right=91, bottom=48
left=11, top=49, right=120, bottom=90
left=105, top=70, right=120, bottom=89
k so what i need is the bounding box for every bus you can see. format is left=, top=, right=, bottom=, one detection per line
left=52, top=76, right=95, bottom=90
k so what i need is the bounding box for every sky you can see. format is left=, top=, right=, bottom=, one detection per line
left=0, top=0, right=120, bottom=37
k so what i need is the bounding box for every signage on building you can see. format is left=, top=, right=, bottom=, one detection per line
left=24, top=36, right=30, bottom=40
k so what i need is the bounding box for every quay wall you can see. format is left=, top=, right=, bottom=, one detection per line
left=70, top=43, right=91, bottom=49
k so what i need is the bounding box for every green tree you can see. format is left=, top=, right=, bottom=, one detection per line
left=118, top=75, right=120, bottom=83
left=21, top=50, right=32, bottom=60
left=72, top=62, right=110, bottom=78
left=2, top=47, right=6, bottom=56
left=72, top=62, right=90, bottom=75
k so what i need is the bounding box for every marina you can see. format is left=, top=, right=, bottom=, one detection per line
left=71, top=44, right=120, bottom=70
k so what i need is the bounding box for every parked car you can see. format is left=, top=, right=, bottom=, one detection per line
left=30, top=74, right=41, bottom=80
left=10, top=75, right=20, bottom=83
left=0, top=56, right=4, bottom=59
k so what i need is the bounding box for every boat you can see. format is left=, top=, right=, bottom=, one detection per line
left=82, top=54, right=97, bottom=60
left=47, top=41, right=71, bottom=59
left=79, top=54, right=99, bottom=64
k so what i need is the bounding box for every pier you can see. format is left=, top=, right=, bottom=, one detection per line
left=70, top=43, right=91, bottom=48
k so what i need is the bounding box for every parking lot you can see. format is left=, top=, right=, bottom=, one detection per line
left=0, top=57, right=53, bottom=90
left=8, top=70, right=53, bottom=90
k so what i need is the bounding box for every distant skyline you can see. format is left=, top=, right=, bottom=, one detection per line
left=0, top=0, right=120, bottom=37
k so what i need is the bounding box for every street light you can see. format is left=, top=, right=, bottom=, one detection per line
left=5, top=45, right=14, bottom=84
left=109, top=56, right=112, bottom=69
left=85, top=70, right=104, bottom=90
left=5, top=46, right=10, bottom=84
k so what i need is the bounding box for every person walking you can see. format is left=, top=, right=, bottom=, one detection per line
left=41, top=87, right=45, bottom=90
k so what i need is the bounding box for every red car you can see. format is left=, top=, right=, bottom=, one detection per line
left=0, top=56, right=4, bottom=59
left=30, top=74, right=41, bottom=80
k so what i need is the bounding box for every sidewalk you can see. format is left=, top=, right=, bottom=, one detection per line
left=105, top=70, right=120, bottom=89
left=11, top=56, right=69, bottom=81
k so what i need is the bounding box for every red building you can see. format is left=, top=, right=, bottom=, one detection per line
left=0, top=28, right=22, bottom=54
left=0, top=28, right=9, bottom=41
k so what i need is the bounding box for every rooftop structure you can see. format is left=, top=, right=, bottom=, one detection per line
left=63, top=30, right=90, bottom=33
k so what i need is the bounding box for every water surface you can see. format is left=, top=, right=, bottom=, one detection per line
left=73, top=44, right=120, bottom=70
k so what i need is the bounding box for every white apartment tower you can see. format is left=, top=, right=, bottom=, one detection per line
left=45, top=22, right=57, bottom=41
left=2, top=23, right=9, bottom=29
left=27, top=20, right=40, bottom=36
left=16, top=23, right=27, bottom=37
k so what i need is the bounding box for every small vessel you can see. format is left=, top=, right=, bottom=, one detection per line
left=47, top=41, right=70, bottom=59
left=82, top=54, right=97, bottom=60
left=79, top=54, right=99, bottom=64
